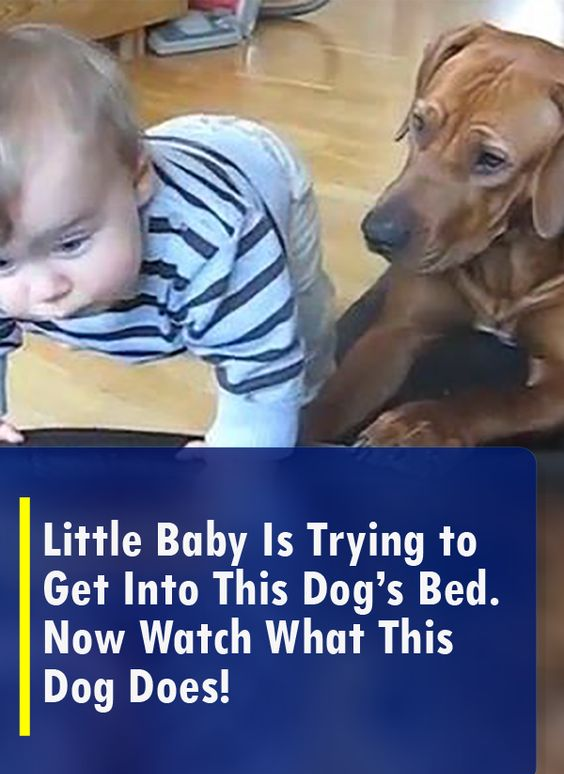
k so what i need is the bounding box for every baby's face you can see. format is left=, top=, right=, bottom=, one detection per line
left=0, top=124, right=149, bottom=320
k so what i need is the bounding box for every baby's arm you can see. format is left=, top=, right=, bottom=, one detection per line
left=0, top=318, right=23, bottom=443
left=207, top=330, right=304, bottom=447
left=184, top=209, right=304, bottom=447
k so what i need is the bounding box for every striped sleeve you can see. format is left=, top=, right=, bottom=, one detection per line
left=0, top=318, right=23, bottom=415
left=181, top=206, right=304, bottom=447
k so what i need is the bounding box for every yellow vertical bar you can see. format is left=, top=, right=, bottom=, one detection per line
left=19, top=496, right=30, bottom=737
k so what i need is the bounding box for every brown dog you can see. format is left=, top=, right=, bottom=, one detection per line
left=306, top=22, right=564, bottom=447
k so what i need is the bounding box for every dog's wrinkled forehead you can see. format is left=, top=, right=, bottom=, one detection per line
left=420, top=51, right=563, bottom=159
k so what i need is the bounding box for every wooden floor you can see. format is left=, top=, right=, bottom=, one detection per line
left=11, top=0, right=564, bottom=433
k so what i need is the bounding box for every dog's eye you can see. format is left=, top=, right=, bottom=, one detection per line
left=411, top=112, right=426, bottom=134
left=474, top=149, right=508, bottom=174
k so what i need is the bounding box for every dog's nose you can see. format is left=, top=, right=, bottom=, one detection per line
left=362, top=203, right=414, bottom=258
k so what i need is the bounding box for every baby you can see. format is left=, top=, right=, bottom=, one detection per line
left=0, top=24, right=335, bottom=447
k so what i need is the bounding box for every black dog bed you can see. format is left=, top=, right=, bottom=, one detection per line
left=8, top=428, right=196, bottom=448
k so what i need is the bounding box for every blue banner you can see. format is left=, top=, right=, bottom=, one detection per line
left=0, top=447, right=535, bottom=774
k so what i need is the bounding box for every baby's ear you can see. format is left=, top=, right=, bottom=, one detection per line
left=134, top=151, right=154, bottom=207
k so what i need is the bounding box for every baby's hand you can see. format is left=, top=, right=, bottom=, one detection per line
left=0, top=418, right=24, bottom=444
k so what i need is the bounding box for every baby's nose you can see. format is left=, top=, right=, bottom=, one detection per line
left=30, top=266, right=72, bottom=304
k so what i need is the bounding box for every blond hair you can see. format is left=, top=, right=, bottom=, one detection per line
left=0, top=24, right=141, bottom=243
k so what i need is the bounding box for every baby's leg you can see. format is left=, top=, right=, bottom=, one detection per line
left=249, top=126, right=337, bottom=405
left=285, top=180, right=336, bottom=406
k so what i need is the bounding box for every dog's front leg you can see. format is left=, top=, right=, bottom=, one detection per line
left=361, top=304, right=564, bottom=447
left=303, top=324, right=438, bottom=442
left=360, top=362, right=564, bottom=447
left=303, top=270, right=469, bottom=443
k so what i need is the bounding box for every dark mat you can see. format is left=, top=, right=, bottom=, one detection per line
left=0, top=428, right=198, bottom=448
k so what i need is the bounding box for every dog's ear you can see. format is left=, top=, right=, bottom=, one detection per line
left=532, top=85, right=564, bottom=239
left=395, top=22, right=493, bottom=141
left=532, top=137, right=564, bottom=239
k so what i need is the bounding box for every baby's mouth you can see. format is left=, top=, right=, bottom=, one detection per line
left=26, top=301, right=103, bottom=320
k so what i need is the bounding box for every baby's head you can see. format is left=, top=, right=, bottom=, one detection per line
left=0, top=24, right=153, bottom=319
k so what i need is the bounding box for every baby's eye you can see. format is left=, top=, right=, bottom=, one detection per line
left=54, top=233, right=91, bottom=256
left=0, top=257, right=16, bottom=276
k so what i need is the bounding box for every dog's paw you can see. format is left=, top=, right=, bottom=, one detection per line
left=357, top=401, right=471, bottom=447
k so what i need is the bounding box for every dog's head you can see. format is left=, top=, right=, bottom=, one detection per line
left=363, top=23, right=564, bottom=271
